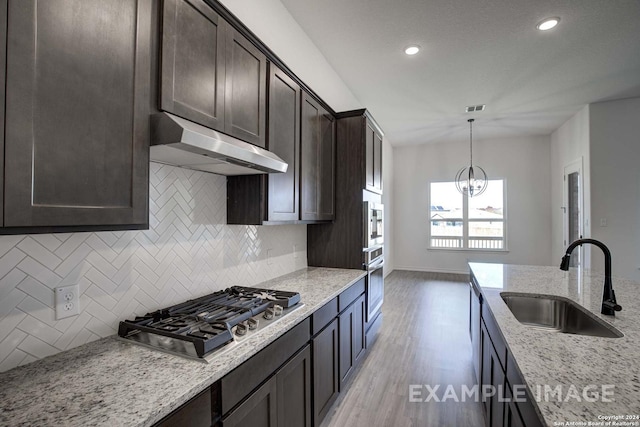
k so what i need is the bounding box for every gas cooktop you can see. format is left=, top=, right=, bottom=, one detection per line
left=117, top=286, right=302, bottom=362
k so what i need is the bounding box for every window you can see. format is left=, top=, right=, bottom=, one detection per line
left=429, top=179, right=505, bottom=250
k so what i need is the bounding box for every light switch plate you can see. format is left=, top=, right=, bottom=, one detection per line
left=55, top=285, right=80, bottom=320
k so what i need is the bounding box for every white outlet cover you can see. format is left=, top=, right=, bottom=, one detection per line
left=55, top=284, right=80, bottom=320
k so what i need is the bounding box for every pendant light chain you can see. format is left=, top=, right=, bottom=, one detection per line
left=469, top=119, right=474, bottom=166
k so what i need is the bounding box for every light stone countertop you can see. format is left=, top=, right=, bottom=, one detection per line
left=0, top=267, right=366, bottom=427
left=469, top=262, right=640, bottom=426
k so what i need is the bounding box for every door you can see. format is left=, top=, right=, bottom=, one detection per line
left=563, top=158, right=583, bottom=267
left=481, top=322, right=505, bottom=427
left=161, top=0, right=226, bottom=130
left=365, top=120, right=383, bottom=194
left=4, top=0, right=150, bottom=228
left=224, top=26, right=267, bottom=147
left=267, top=65, right=300, bottom=221
left=223, top=376, right=277, bottom=427
left=301, top=93, right=335, bottom=221
left=277, top=345, right=311, bottom=427
left=312, top=318, right=339, bottom=427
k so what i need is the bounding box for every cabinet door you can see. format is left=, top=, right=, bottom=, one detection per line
left=301, top=93, right=335, bottom=221
left=313, top=318, right=339, bottom=427
left=365, top=123, right=375, bottom=190
left=267, top=66, right=300, bottom=221
left=365, top=121, right=383, bottom=194
left=161, top=0, right=225, bottom=131
left=4, top=0, right=150, bottom=228
left=0, top=0, right=6, bottom=221
left=373, top=131, right=383, bottom=192
left=353, top=294, right=366, bottom=365
left=481, top=322, right=505, bottom=427
left=224, top=26, right=267, bottom=147
left=504, top=386, right=525, bottom=427
left=339, top=294, right=366, bottom=390
left=277, top=345, right=312, bottom=427
left=338, top=304, right=355, bottom=389
left=223, top=376, right=277, bottom=427
left=155, top=388, right=211, bottom=427
left=470, top=282, right=482, bottom=385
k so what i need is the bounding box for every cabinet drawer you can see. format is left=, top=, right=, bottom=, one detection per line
left=221, top=318, right=310, bottom=414
left=338, top=278, right=365, bottom=312
left=312, top=297, right=338, bottom=335
left=482, top=303, right=507, bottom=371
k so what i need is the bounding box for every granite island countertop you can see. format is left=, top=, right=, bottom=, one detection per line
left=469, top=262, right=640, bottom=426
left=0, top=267, right=366, bottom=427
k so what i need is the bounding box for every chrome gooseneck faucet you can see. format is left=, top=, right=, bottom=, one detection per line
left=559, top=238, right=622, bottom=316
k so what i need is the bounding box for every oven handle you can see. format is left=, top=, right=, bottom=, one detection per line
left=367, top=258, right=384, bottom=272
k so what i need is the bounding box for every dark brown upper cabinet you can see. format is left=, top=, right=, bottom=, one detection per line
left=300, top=92, right=335, bottom=222
left=161, top=0, right=267, bottom=148
left=266, top=66, right=301, bottom=221
left=160, top=0, right=226, bottom=131
left=227, top=69, right=336, bottom=225
left=227, top=64, right=301, bottom=225
left=224, top=26, right=267, bottom=148
left=365, top=119, right=383, bottom=194
left=2, top=0, right=151, bottom=230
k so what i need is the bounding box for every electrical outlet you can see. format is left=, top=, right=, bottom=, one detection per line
left=55, top=285, right=79, bottom=320
left=267, top=249, right=274, bottom=265
left=600, top=218, right=607, bottom=227
left=293, top=245, right=298, bottom=259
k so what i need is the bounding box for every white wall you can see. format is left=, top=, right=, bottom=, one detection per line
left=219, top=0, right=361, bottom=112
left=393, top=135, right=552, bottom=274
left=589, top=97, right=640, bottom=281
left=549, top=106, right=591, bottom=266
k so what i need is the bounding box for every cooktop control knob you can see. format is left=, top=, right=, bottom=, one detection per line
left=263, top=307, right=274, bottom=320
left=247, top=317, right=259, bottom=330
left=235, top=322, right=248, bottom=336
left=273, top=305, right=283, bottom=316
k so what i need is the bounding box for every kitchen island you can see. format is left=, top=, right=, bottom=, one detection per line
left=469, top=262, right=640, bottom=426
left=0, top=267, right=366, bottom=427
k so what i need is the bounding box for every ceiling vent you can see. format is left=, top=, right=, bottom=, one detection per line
left=465, top=104, right=486, bottom=113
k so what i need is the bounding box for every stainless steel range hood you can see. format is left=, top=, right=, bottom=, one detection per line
left=150, top=112, right=287, bottom=175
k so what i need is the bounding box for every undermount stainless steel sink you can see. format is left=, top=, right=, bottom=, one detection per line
left=501, top=293, right=623, bottom=338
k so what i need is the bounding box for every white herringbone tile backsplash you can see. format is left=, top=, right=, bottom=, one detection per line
left=0, top=163, right=307, bottom=372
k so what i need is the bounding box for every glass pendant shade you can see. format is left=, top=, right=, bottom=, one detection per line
left=456, top=118, right=488, bottom=197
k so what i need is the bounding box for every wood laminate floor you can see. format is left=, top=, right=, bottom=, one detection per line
left=322, top=270, right=485, bottom=427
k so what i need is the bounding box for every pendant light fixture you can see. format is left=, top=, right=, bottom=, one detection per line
left=455, top=118, right=487, bottom=197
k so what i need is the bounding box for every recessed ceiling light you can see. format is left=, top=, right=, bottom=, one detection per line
left=536, top=17, right=560, bottom=31
left=404, top=45, right=420, bottom=55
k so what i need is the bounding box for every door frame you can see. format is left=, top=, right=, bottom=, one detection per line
left=563, top=157, right=584, bottom=266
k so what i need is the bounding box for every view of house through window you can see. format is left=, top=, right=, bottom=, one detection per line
left=429, top=179, right=505, bottom=249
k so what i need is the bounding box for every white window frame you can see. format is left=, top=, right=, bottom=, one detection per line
left=428, top=179, right=508, bottom=251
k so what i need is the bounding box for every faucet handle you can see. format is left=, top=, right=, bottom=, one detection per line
left=603, top=300, right=622, bottom=312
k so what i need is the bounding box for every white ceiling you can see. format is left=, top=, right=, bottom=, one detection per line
left=280, top=0, right=640, bottom=146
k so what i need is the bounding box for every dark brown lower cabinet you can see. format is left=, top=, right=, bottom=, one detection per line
left=223, top=377, right=277, bottom=427
left=312, top=318, right=339, bottom=427
left=504, top=384, right=525, bottom=427
left=471, top=272, right=544, bottom=427
left=155, top=388, right=212, bottom=427
left=339, top=294, right=366, bottom=389
left=481, top=321, right=505, bottom=427
left=222, top=345, right=312, bottom=427
left=277, top=345, right=312, bottom=427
